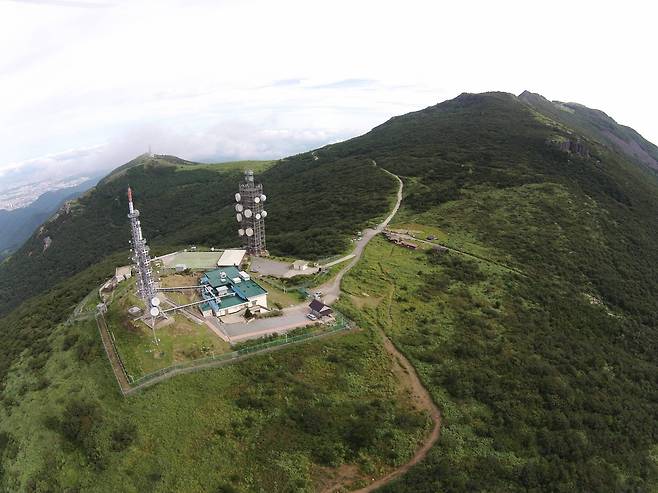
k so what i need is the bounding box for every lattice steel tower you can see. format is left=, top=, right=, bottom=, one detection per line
left=235, top=170, right=268, bottom=255
left=127, top=187, right=158, bottom=307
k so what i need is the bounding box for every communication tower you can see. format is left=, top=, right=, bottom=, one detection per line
left=127, top=187, right=162, bottom=326
left=235, top=170, right=268, bottom=256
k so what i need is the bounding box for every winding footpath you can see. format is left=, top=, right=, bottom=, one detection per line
left=353, top=332, right=442, bottom=492
left=319, top=163, right=403, bottom=304
left=322, top=161, right=442, bottom=493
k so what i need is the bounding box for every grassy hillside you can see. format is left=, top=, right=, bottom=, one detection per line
left=0, top=91, right=656, bottom=491
left=0, top=305, right=428, bottom=492
left=331, top=92, right=658, bottom=491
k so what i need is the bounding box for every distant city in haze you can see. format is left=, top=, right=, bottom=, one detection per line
left=0, top=175, right=90, bottom=211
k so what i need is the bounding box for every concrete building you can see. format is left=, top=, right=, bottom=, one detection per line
left=217, top=249, right=247, bottom=267
left=292, top=260, right=309, bottom=271
left=114, top=265, right=132, bottom=282
left=199, top=266, right=268, bottom=318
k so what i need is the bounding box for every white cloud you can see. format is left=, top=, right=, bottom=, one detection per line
left=0, top=0, right=656, bottom=190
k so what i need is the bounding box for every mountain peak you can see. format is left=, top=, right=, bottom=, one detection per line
left=519, top=90, right=658, bottom=171
left=518, top=90, right=551, bottom=105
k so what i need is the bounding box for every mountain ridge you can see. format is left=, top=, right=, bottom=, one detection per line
left=0, top=91, right=656, bottom=492
left=518, top=90, right=658, bottom=171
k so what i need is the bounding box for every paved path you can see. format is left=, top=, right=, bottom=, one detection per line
left=320, top=167, right=443, bottom=493
left=215, top=305, right=310, bottom=342
left=319, top=163, right=403, bottom=304
left=321, top=253, right=355, bottom=269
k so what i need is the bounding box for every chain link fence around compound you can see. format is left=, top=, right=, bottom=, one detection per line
left=127, top=313, right=351, bottom=391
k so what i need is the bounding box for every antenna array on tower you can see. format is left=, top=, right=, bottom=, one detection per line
left=236, top=170, right=268, bottom=256
left=127, top=187, right=160, bottom=319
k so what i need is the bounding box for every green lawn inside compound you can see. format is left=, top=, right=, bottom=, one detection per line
left=174, top=159, right=277, bottom=174
left=253, top=277, right=305, bottom=308
left=105, top=278, right=230, bottom=380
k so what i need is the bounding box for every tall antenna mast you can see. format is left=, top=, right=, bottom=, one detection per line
left=127, top=187, right=162, bottom=341
left=235, top=170, right=268, bottom=256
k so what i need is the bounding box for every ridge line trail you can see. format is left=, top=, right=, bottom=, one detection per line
left=323, top=161, right=442, bottom=493
left=319, top=160, right=402, bottom=304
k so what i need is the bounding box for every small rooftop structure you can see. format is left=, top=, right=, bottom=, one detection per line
left=382, top=231, right=418, bottom=250
left=292, top=260, right=309, bottom=271
left=128, top=306, right=142, bottom=317
left=217, top=249, right=247, bottom=267
left=309, top=299, right=333, bottom=318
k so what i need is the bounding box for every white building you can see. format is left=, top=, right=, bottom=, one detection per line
left=292, top=260, right=309, bottom=271
left=217, top=249, right=247, bottom=267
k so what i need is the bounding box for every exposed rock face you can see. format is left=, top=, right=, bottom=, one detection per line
left=559, top=139, right=590, bottom=158
left=42, top=236, right=52, bottom=252
left=520, top=90, right=658, bottom=171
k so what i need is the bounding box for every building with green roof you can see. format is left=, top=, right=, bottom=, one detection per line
left=198, top=267, right=268, bottom=317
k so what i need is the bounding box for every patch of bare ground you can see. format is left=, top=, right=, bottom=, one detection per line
left=349, top=293, right=381, bottom=310
left=316, top=464, right=362, bottom=493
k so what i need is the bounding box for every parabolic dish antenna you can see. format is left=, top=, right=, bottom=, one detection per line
left=150, top=307, right=160, bottom=317
left=236, top=213, right=242, bottom=222
left=261, top=210, right=268, bottom=218
left=151, top=297, right=161, bottom=307
left=254, top=197, right=260, bottom=203
left=238, top=228, right=245, bottom=236
left=235, top=204, right=243, bottom=212
left=255, top=213, right=261, bottom=219
left=235, top=193, right=241, bottom=202
left=260, top=194, right=266, bottom=202
left=246, top=228, right=254, bottom=237
left=244, top=209, right=252, bottom=218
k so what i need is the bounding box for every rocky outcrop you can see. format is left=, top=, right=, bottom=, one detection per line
left=558, top=139, right=590, bottom=158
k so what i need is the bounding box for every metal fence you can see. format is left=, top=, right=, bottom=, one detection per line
left=127, top=313, right=351, bottom=391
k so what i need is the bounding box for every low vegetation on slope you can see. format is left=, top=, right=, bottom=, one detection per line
left=341, top=232, right=657, bottom=491
left=0, top=91, right=656, bottom=492
left=0, top=269, right=429, bottom=491
left=333, top=93, right=658, bottom=491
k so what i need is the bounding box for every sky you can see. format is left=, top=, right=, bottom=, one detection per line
left=0, top=0, right=656, bottom=190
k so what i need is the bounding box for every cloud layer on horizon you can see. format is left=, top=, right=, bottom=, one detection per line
left=1, top=0, right=656, bottom=191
